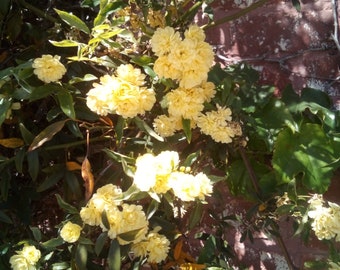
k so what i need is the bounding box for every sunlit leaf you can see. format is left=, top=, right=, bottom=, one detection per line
left=0, top=97, right=11, bottom=126
left=55, top=9, right=90, bottom=34
left=273, top=123, right=336, bottom=192
left=0, top=138, right=24, bottom=148
left=49, top=40, right=80, bottom=47
left=28, top=120, right=68, bottom=151
left=69, top=74, right=97, bottom=84
left=134, top=117, right=164, bottom=142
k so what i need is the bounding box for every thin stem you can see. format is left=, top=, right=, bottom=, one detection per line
left=203, top=0, right=269, bottom=30
left=238, top=146, right=261, bottom=198
left=275, top=232, right=299, bottom=270
left=44, top=136, right=111, bottom=151
left=16, top=0, right=59, bottom=24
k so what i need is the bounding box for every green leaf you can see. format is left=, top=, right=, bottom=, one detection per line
left=134, top=117, right=164, bottom=142
left=55, top=9, right=90, bottom=34
left=273, top=123, right=336, bottom=192
left=95, top=232, right=108, bottom=256
left=69, top=74, right=97, bottom=84
left=57, top=91, right=76, bottom=119
left=182, top=151, right=199, bottom=167
left=107, top=239, right=121, bottom=270
left=29, top=85, right=59, bottom=101
left=94, top=1, right=126, bottom=26
left=292, top=0, right=301, bottom=12
left=37, top=170, right=64, bottom=192
left=55, top=194, right=79, bottom=214
left=30, top=226, right=42, bottom=242
left=42, top=237, right=64, bottom=250
left=28, top=120, right=68, bottom=151
left=14, top=147, right=26, bottom=173
left=301, top=87, right=332, bottom=108
left=27, top=150, right=39, bottom=181
left=146, top=199, right=159, bottom=219
left=114, top=116, right=125, bottom=142
left=0, top=97, right=11, bottom=126
left=182, top=118, right=192, bottom=143
left=75, top=244, right=88, bottom=269
left=19, top=123, right=35, bottom=144
left=49, top=39, right=80, bottom=47
left=117, top=227, right=145, bottom=243
left=189, top=201, right=203, bottom=230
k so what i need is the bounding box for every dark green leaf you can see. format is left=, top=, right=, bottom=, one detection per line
left=114, top=116, right=125, bottom=142
left=19, top=123, right=35, bottom=144
left=27, top=150, right=39, bottom=181
left=30, top=226, right=42, bottom=242
left=75, top=244, right=88, bottom=269
left=55, top=194, right=79, bottom=214
left=107, top=239, right=121, bottom=270
left=182, top=118, right=192, bottom=143
left=30, top=84, right=63, bottom=101
left=55, top=9, right=90, bottom=34
left=57, top=91, right=76, bottom=119
left=37, top=170, right=64, bottom=192
left=95, top=232, right=108, bottom=256
left=301, top=87, right=332, bottom=108
left=0, top=210, right=12, bottom=224
left=291, top=0, right=301, bottom=12
left=42, top=237, right=64, bottom=249
left=14, top=147, right=26, bottom=173
left=188, top=201, right=203, bottom=230
left=28, top=120, right=68, bottom=151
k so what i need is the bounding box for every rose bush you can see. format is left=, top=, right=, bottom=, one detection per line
left=0, top=0, right=339, bottom=269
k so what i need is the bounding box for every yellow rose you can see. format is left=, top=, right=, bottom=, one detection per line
left=32, top=54, right=66, bottom=83
left=21, top=245, right=41, bottom=265
left=60, top=221, right=82, bottom=243
left=9, top=245, right=41, bottom=270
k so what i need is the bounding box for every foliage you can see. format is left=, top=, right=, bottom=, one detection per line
left=0, top=0, right=339, bottom=269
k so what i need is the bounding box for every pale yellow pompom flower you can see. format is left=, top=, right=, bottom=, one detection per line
left=117, top=204, right=149, bottom=245
left=20, top=245, right=41, bottom=265
left=32, top=54, right=66, bottom=83
left=145, top=230, right=170, bottom=263
left=153, top=55, right=181, bottom=81
left=80, top=202, right=102, bottom=226
left=197, top=106, right=242, bottom=144
left=9, top=254, right=31, bottom=270
left=168, top=171, right=209, bottom=201
left=166, top=87, right=204, bottom=120
left=60, top=221, right=82, bottom=243
left=10, top=245, right=41, bottom=270
left=134, top=153, right=158, bottom=191
left=153, top=114, right=182, bottom=137
left=116, top=64, right=146, bottom=86
left=184, top=24, right=206, bottom=42
left=151, top=26, right=182, bottom=56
